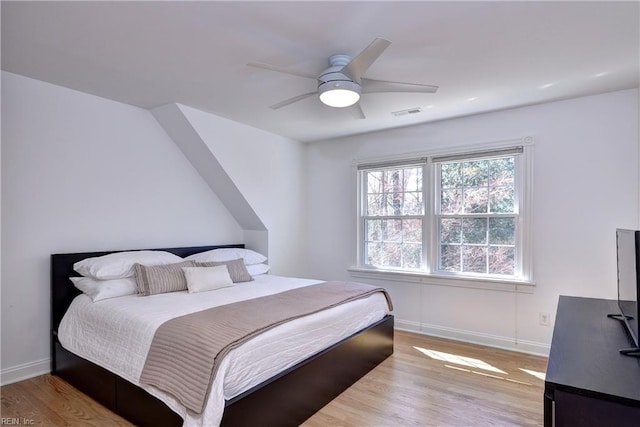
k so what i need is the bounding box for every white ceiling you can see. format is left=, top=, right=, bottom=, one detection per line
left=2, top=1, right=639, bottom=143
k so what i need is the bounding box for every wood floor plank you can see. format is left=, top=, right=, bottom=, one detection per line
left=1, top=331, right=547, bottom=426
left=302, top=331, right=547, bottom=427
left=1, top=375, right=132, bottom=426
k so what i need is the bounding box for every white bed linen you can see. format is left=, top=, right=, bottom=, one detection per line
left=58, top=275, right=391, bottom=427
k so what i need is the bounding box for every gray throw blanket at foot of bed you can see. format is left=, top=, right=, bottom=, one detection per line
left=140, top=281, right=393, bottom=414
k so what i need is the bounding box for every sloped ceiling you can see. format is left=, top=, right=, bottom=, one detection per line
left=2, top=1, right=638, bottom=142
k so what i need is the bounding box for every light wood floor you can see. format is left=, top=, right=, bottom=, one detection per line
left=1, top=330, right=547, bottom=426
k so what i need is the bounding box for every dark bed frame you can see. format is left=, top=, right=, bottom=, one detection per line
left=51, top=244, right=394, bottom=427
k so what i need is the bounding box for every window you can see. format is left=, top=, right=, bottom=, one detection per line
left=436, top=155, right=517, bottom=276
left=362, top=164, right=425, bottom=269
left=357, top=143, right=531, bottom=283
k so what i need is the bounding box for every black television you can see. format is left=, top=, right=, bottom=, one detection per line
left=609, top=228, right=640, bottom=357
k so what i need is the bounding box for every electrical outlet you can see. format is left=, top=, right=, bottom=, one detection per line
left=539, top=312, right=551, bottom=326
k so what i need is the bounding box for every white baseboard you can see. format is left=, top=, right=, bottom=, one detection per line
left=395, top=319, right=550, bottom=357
left=1, top=358, right=50, bottom=386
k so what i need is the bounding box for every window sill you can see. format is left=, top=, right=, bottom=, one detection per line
left=347, top=267, right=535, bottom=293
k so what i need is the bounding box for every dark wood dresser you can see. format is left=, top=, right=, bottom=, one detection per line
left=544, top=296, right=640, bottom=426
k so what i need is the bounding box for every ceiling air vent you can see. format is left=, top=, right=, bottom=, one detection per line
left=392, top=107, right=423, bottom=117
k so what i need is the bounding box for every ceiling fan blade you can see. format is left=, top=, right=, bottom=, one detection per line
left=361, top=78, right=439, bottom=94
left=350, top=103, right=366, bottom=120
left=247, top=62, right=318, bottom=80
left=341, top=38, right=391, bottom=82
left=269, top=92, right=318, bottom=110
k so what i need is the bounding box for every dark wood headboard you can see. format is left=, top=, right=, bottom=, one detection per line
left=50, top=244, right=245, bottom=335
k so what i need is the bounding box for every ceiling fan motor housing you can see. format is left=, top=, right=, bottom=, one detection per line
left=317, top=76, right=362, bottom=94
left=317, top=54, right=362, bottom=107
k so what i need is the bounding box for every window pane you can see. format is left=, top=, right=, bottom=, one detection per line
left=366, top=242, right=383, bottom=266
left=441, top=163, right=461, bottom=188
left=462, top=160, right=488, bottom=187
left=366, top=219, right=382, bottom=241
left=403, top=219, right=423, bottom=242
left=403, top=192, right=423, bottom=215
left=440, top=218, right=461, bottom=244
left=383, top=170, right=403, bottom=193
left=489, top=186, right=515, bottom=213
left=402, top=243, right=422, bottom=269
left=368, top=242, right=401, bottom=267
left=366, top=242, right=402, bottom=267
left=365, top=166, right=424, bottom=218
left=488, top=246, right=515, bottom=275
left=364, top=218, right=423, bottom=269
left=462, top=218, right=487, bottom=244
left=383, top=219, right=402, bottom=242
left=440, top=244, right=461, bottom=271
left=384, top=194, right=403, bottom=215
left=367, top=171, right=384, bottom=194
left=489, top=157, right=514, bottom=186
left=441, top=188, right=462, bottom=214
left=463, top=187, right=489, bottom=213
left=404, top=168, right=422, bottom=192
left=367, top=194, right=385, bottom=216
left=384, top=243, right=402, bottom=267
left=462, top=246, right=487, bottom=273
left=488, top=217, right=515, bottom=245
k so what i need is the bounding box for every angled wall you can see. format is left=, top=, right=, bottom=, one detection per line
left=151, top=104, right=268, bottom=256
left=153, top=103, right=308, bottom=277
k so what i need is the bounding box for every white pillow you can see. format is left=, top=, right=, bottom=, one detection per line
left=70, top=276, right=138, bottom=302
left=73, top=250, right=183, bottom=280
left=182, top=265, right=234, bottom=293
left=246, top=263, right=270, bottom=276
left=185, top=248, right=267, bottom=265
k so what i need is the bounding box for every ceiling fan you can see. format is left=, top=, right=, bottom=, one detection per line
left=247, top=37, right=438, bottom=119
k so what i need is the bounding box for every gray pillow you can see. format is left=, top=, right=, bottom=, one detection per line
left=134, top=261, right=195, bottom=296
left=196, top=258, right=254, bottom=283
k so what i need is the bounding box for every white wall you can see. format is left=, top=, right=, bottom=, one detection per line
left=305, top=89, right=639, bottom=354
left=0, top=72, right=244, bottom=383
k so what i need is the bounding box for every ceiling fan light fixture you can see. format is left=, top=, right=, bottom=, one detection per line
left=319, top=89, right=360, bottom=108
left=318, top=80, right=361, bottom=108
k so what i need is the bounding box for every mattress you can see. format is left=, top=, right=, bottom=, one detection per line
left=58, top=275, right=391, bottom=426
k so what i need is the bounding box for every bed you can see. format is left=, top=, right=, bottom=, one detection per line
left=51, top=244, right=394, bottom=426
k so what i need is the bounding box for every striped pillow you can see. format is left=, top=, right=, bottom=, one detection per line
left=196, top=258, right=253, bottom=283
left=135, top=261, right=195, bottom=296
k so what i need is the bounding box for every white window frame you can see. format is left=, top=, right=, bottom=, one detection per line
left=351, top=136, right=534, bottom=291
left=359, top=160, right=427, bottom=271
